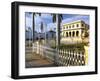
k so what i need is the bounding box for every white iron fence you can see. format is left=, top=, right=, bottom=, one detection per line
left=33, top=42, right=55, bottom=61
left=56, top=49, right=85, bottom=66
left=32, top=42, right=85, bottom=66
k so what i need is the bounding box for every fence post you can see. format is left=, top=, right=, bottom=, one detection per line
left=36, top=42, right=39, bottom=54
left=84, top=45, right=88, bottom=65
left=55, top=48, right=59, bottom=65
left=32, top=43, right=34, bottom=53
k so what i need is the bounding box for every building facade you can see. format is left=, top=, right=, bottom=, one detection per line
left=46, top=30, right=56, bottom=39
left=61, top=20, right=89, bottom=44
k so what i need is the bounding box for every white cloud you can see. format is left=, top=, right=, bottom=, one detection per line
left=26, top=17, right=32, bottom=28
left=47, top=23, right=56, bottom=31
left=62, top=15, right=89, bottom=25
left=41, top=14, right=52, bottom=19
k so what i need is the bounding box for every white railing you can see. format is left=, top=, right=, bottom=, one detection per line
left=33, top=43, right=55, bottom=61
left=32, top=42, right=85, bottom=66
left=42, top=46, right=55, bottom=61
left=56, top=49, right=85, bottom=66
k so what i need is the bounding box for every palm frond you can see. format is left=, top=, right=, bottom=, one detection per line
left=52, top=14, right=56, bottom=22
left=59, top=14, right=63, bottom=23
left=38, top=13, right=41, bottom=16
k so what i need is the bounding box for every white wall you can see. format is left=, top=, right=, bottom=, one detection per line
left=0, top=0, right=99, bottom=81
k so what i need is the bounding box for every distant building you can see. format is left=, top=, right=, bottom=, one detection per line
left=25, top=29, right=39, bottom=40
left=61, top=20, right=89, bottom=44
left=25, top=29, right=33, bottom=40
left=37, top=33, right=45, bottom=39
left=46, top=30, right=56, bottom=39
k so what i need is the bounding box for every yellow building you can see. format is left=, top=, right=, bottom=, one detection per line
left=61, top=20, right=89, bottom=44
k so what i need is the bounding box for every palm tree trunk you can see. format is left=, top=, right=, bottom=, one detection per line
left=56, top=14, right=60, bottom=48
left=32, top=13, right=35, bottom=42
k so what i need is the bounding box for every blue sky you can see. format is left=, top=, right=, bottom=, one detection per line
left=25, top=12, right=89, bottom=33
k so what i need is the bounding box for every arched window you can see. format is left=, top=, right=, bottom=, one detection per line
left=72, top=31, right=75, bottom=37
left=76, top=31, right=79, bottom=37
left=69, top=25, right=71, bottom=28
left=66, top=32, right=68, bottom=37
left=69, top=32, right=71, bottom=37
left=72, top=24, right=74, bottom=28
left=77, top=24, right=79, bottom=27
left=82, top=23, right=84, bottom=27
left=63, top=26, right=65, bottom=29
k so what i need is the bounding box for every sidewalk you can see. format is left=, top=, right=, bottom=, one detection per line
left=25, top=47, right=55, bottom=68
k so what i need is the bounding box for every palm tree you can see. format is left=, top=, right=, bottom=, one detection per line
left=52, top=14, right=63, bottom=48
left=32, top=13, right=41, bottom=42
left=32, top=13, right=35, bottom=42
left=40, top=21, right=43, bottom=33
left=28, top=27, right=32, bottom=47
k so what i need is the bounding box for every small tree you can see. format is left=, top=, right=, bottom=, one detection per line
left=52, top=14, right=63, bottom=48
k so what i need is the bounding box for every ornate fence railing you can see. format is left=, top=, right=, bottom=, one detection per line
left=32, top=43, right=86, bottom=66
left=56, top=49, right=85, bottom=66
left=33, top=43, right=55, bottom=61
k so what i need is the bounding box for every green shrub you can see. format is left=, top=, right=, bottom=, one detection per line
left=57, top=43, right=86, bottom=51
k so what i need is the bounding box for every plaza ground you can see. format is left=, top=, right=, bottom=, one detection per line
left=25, top=46, right=56, bottom=68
